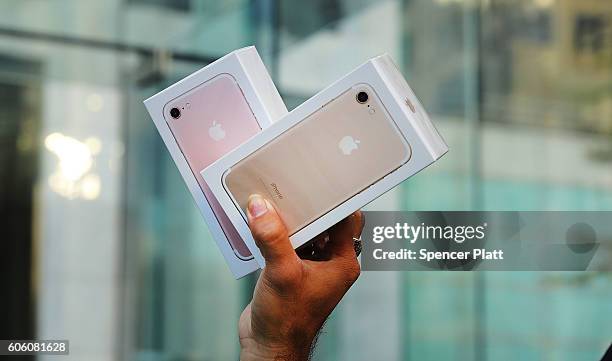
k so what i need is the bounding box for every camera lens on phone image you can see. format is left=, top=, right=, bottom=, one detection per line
left=170, top=107, right=181, bottom=119
left=356, top=91, right=369, bottom=104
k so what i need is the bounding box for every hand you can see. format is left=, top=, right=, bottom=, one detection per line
left=238, top=194, right=364, bottom=361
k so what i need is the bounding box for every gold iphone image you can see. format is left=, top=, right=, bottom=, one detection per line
left=223, top=84, right=412, bottom=235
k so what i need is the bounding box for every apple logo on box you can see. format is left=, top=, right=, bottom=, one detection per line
left=209, top=121, right=226, bottom=141
left=339, top=135, right=360, bottom=155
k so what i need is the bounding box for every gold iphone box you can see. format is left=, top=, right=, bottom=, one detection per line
left=202, top=54, right=448, bottom=267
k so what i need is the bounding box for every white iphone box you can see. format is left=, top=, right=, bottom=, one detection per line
left=144, top=46, right=287, bottom=278
left=202, top=54, right=448, bottom=267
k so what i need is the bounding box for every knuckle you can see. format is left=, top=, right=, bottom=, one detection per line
left=271, top=274, right=299, bottom=292
left=252, top=219, right=288, bottom=247
left=342, top=259, right=361, bottom=285
left=266, top=260, right=303, bottom=291
left=347, top=262, right=361, bottom=283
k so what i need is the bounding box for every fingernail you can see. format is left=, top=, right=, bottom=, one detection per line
left=247, top=194, right=269, bottom=218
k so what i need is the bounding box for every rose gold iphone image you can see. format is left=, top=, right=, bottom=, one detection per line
left=223, top=84, right=412, bottom=236
left=164, top=73, right=261, bottom=259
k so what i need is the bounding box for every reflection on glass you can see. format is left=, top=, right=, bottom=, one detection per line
left=45, top=132, right=102, bottom=200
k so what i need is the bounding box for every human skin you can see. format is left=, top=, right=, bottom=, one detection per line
left=238, top=194, right=364, bottom=361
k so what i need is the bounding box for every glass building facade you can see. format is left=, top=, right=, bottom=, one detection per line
left=1, top=0, right=611, bottom=360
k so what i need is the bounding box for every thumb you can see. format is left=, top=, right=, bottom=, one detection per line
left=247, top=194, right=297, bottom=266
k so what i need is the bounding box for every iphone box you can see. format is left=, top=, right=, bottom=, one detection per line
left=202, top=54, right=448, bottom=267
left=144, top=46, right=287, bottom=278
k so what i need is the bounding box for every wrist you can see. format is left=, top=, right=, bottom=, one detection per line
left=240, top=336, right=314, bottom=361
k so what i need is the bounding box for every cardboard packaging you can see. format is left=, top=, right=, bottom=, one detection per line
left=144, top=46, right=287, bottom=278
left=202, top=54, right=448, bottom=267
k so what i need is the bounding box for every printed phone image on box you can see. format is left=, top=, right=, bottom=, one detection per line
left=144, top=46, right=287, bottom=278
left=202, top=54, right=448, bottom=267
left=224, top=84, right=411, bottom=235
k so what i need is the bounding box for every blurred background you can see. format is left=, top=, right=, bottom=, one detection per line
left=1, top=0, right=611, bottom=360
